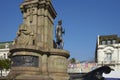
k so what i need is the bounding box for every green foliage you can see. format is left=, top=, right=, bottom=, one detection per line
left=69, top=58, right=76, bottom=63
left=0, top=59, right=11, bottom=70
left=0, top=45, right=5, bottom=49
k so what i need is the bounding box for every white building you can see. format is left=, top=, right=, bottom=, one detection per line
left=95, top=35, right=120, bottom=71
left=0, top=41, right=12, bottom=76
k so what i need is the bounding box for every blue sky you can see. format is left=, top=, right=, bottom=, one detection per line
left=0, top=0, right=120, bottom=61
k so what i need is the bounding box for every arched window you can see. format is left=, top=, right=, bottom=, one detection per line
left=104, top=53, right=112, bottom=61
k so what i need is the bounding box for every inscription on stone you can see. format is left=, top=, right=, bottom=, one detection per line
left=12, top=55, right=39, bottom=67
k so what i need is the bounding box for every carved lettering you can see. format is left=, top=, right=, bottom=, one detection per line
left=12, top=55, right=39, bottom=67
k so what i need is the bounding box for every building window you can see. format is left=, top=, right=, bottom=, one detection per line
left=102, top=41, right=106, bottom=45
left=107, top=40, right=111, bottom=45
left=119, top=41, right=120, bottom=43
left=5, top=43, right=9, bottom=48
left=4, top=54, right=6, bottom=59
left=112, top=40, right=116, bottom=44
left=104, top=53, right=112, bottom=61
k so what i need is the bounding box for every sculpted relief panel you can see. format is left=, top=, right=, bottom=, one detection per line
left=14, top=24, right=35, bottom=46
left=11, top=55, right=39, bottom=67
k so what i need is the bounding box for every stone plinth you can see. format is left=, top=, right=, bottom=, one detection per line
left=48, top=49, right=70, bottom=80
left=9, top=46, right=70, bottom=80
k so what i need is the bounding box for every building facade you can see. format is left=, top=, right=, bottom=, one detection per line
left=0, top=41, right=12, bottom=76
left=0, top=41, right=12, bottom=59
left=95, top=35, right=120, bottom=70
left=68, top=60, right=97, bottom=80
left=67, top=61, right=97, bottom=73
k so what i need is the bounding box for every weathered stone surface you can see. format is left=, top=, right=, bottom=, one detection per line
left=9, top=0, right=70, bottom=80
left=15, top=75, right=53, bottom=80
left=12, top=0, right=57, bottom=49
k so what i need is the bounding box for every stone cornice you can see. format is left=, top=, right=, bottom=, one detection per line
left=49, top=49, right=70, bottom=58
left=97, top=45, right=120, bottom=50
left=10, top=45, right=70, bottom=58
left=20, top=0, right=57, bottom=19
left=0, top=48, right=9, bottom=52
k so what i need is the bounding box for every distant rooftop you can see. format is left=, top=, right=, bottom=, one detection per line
left=98, top=34, right=120, bottom=45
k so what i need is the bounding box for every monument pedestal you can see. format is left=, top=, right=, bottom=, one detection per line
left=9, top=46, right=70, bottom=80
left=14, top=75, right=52, bottom=80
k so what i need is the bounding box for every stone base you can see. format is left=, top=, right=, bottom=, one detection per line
left=6, top=74, right=69, bottom=80
left=50, top=73, right=70, bottom=80
left=9, top=47, right=70, bottom=80
left=15, top=75, right=53, bottom=80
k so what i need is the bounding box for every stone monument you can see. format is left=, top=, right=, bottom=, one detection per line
left=8, top=0, right=70, bottom=80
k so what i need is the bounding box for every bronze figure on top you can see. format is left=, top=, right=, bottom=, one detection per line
left=55, top=20, right=65, bottom=49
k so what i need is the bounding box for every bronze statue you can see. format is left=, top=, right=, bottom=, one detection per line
left=55, top=20, right=65, bottom=49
